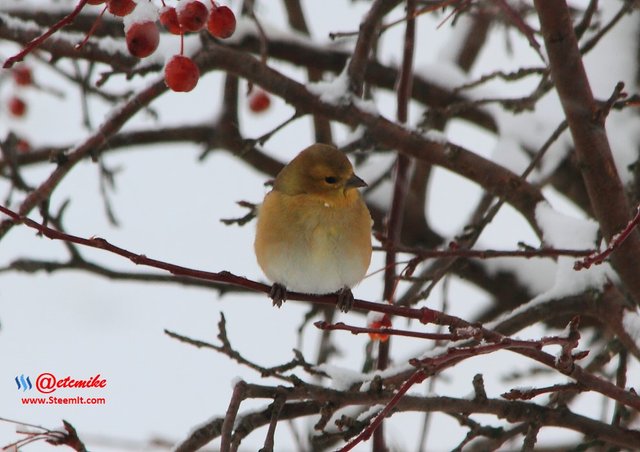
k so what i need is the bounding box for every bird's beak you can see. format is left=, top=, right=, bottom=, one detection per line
left=346, top=174, right=367, bottom=189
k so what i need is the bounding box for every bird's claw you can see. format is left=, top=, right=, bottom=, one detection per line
left=336, top=287, right=354, bottom=313
left=269, top=283, right=287, bottom=307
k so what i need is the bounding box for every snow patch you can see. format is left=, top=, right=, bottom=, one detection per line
left=622, top=309, right=640, bottom=351
left=320, top=405, right=368, bottom=434
left=176, top=0, right=199, bottom=14
left=418, top=62, right=468, bottom=90
left=367, top=311, right=386, bottom=324
left=529, top=202, right=615, bottom=303
left=423, top=129, right=448, bottom=145
left=123, top=0, right=158, bottom=32
left=533, top=256, right=613, bottom=302
left=484, top=256, right=556, bottom=295
left=536, top=202, right=599, bottom=250
left=307, top=69, right=350, bottom=105
left=491, top=136, right=532, bottom=175
left=315, top=364, right=365, bottom=391
left=357, top=404, right=385, bottom=422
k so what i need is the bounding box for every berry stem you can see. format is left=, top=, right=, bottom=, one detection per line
left=3, top=0, right=90, bottom=68
left=75, top=4, right=108, bottom=50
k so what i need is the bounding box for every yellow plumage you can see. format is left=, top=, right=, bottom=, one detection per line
left=254, top=144, right=372, bottom=311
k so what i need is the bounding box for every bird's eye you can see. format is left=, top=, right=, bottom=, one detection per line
left=325, top=176, right=338, bottom=184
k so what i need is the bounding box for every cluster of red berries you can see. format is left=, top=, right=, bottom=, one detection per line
left=159, top=0, right=236, bottom=92
left=4, top=1, right=270, bottom=116
left=85, top=0, right=236, bottom=93
left=6, top=65, right=32, bottom=118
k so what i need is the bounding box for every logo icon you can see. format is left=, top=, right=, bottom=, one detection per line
left=35, top=372, right=57, bottom=394
left=15, top=374, right=32, bottom=391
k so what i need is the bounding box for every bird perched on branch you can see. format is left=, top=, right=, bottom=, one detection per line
left=254, top=143, right=372, bottom=312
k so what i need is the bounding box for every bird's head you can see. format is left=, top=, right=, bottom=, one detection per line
left=274, top=144, right=367, bottom=197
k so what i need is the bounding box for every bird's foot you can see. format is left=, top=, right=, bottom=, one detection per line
left=336, top=287, right=354, bottom=313
left=269, top=283, right=287, bottom=307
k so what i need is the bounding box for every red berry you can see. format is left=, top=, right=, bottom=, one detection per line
left=16, top=139, right=31, bottom=153
left=126, top=21, right=160, bottom=58
left=8, top=96, right=27, bottom=117
left=164, top=55, right=200, bottom=92
left=207, top=5, right=236, bottom=39
left=178, top=0, right=209, bottom=32
left=107, top=0, right=135, bottom=16
left=248, top=89, right=271, bottom=113
left=368, top=315, right=392, bottom=342
left=12, top=65, right=32, bottom=86
left=160, top=6, right=182, bottom=35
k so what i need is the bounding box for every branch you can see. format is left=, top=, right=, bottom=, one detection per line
left=197, top=41, right=545, bottom=233
left=0, top=257, right=246, bottom=294
left=173, top=382, right=640, bottom=451
left=534, top=0, right=640, bottom=305
left=0, top=11, right=136, bottom=71
left=0, top=203, right=437, bottom=321
left=4, top=202, right=639, bottom=415
left=375, top=4, right=417, bottom=447
left=0, top=125, right=285, bottom=180
left=502, top=383, right=584, bottom=401
left=574, top=205, right=640, bottom=270
left=0, top=12, right=498, bottom=131
left=2, top=0, right=89, bottom=68
left=0, top=77, right=169, bottom=239
left=378, top=244, right=593, bottom=260
left=347, top=0, right=400, bottom=96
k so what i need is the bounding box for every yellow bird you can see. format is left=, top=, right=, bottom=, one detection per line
left=254, top=143, right=372, bottom=312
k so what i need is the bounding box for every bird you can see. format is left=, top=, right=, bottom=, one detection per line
left=254, top=143, right=372, bottom=312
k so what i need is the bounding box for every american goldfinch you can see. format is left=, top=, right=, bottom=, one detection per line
left=254, top=144, right=372, bottom=312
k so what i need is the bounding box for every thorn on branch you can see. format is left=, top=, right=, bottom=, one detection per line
left=47, top=420, right=87, bottom=451
left=472, top=374, right=487, bottom=402
left=0, top=417, right=86, bottom=452
left=556, top=316, right=583, bottom=374
left=315, top=402, right=336, bottom=431
left=335, top=413, right=370, bottom=437
left=50, top=149, right=70, bottom=166
left=0, top=133, right=35, bottom=193
left=594, top=81, right=627, bottom=123
left=174, top=417, right=225, bottom=452
left=368, top=375, right=384, bottom=395
left=493, top=0, right=543, bottom=60
left=522, top=422, right=540, bottom=452
left=313, top=320, right=472, bottom=342
left=98, top=161, right=122, bottom=227
left=220, top=380, right=248, bottom=452
left=260, top=388, right=287, bottom=452
left=242, top=112, right=301, bottom=152
left=37, top=199, right=51, bottom=234
left=449, top=412, right=504, bottom=452
left=501, top=382, right=584, bottom=401
left=220, top=201, right=258, bottom=226
left=574, top=204, right=640, bottom=270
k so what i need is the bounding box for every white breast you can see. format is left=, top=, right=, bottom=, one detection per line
left=259, top=207, right=368, bottom=294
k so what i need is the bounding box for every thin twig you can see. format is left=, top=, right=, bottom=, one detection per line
left=220, top=381, right=248, bottom=452
left=3, top=0, right=89, bottom=68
